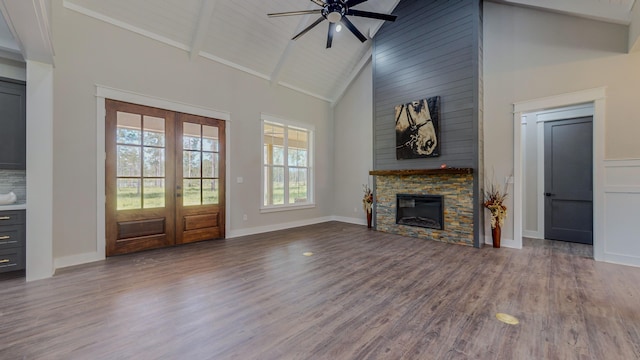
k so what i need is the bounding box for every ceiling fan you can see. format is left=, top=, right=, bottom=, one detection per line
left=268, top=0, right=398, bottom=48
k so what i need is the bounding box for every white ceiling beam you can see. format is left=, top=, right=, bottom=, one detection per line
left=270, top=4, right=318, bottom=85
left=190, top=0, right=217, bottom=60
left=0, top=0, right=54, bottom=64
left=498, top=0, right=633, bottom=25
left=331, top=46, right=372, bottom=107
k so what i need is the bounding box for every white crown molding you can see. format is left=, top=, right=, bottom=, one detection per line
left=498, top=0, right=633, bottom=25
left=63, top=1, right=190, bottom=52
left=95, top=84, right=231, bottom=121
left=0, top=0, right=54, bottom=63
left=278, top=81, right=332, bottom=103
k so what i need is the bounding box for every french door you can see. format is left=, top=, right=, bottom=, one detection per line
left=105, top=100, right=225, bottom=256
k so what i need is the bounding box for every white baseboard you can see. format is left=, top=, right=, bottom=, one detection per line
left=331, top=215, right=367, bottom=226
left=227, top=216, right=335, bottom=238
left=523, top=230, right=543, bottom=239
left=602, top=252, right=640, bottom=268
left=54, top=251, right=104, bottom=270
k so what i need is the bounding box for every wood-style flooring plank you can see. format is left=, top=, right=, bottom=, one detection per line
left=0, top=223, right=639, bottom=359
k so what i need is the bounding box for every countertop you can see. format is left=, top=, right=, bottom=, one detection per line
left=0, top=202, right=27, bottom=211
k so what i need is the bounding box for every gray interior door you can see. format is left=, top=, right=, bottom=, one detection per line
left=544, top=117, right=593, bottom=244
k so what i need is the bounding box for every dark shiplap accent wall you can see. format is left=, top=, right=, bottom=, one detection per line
left=372, top=0, right=484, bottom=247
left=373, top=0, right=481, bottom=170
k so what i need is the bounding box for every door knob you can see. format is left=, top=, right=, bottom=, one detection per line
left=545, top=192, right=554, bottom=197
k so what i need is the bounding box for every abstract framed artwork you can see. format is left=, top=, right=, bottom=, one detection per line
left=395, top=96, right=440, bottom=159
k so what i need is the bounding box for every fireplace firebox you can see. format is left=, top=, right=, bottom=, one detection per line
left=396, top=194, right=444, bottom=230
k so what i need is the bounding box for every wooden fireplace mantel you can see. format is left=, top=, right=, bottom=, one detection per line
left=369, top=168, right=473, bottom=176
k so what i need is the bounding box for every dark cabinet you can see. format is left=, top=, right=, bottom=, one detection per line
left=0, top=79, right=26, bottom=170
left=0, top=210, right=25, bottom=272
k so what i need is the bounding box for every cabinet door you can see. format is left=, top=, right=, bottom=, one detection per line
left=0, top=80, right=26, bottom=170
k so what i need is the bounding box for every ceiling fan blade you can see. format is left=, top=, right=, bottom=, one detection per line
left=346, top=0, right=369, bottom=7
left=268, top=9, right=322, bottom=17
left=340, top=16, right=367, bottom=43
left=292, top=16, right=325, bottom=40
left=327, top=22, right=336, bottom=48
left=346, top=9, right=397, bottom=22
left=310, top=0, right=326, bottom=6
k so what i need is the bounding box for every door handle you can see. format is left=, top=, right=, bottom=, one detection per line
left=545, top=193, right=554, bottom=197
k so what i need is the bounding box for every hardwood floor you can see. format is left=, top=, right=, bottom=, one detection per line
left=1, top=222, right=639, bottom=359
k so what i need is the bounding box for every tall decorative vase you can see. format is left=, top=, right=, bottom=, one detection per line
left=366, top=209, right=372, bottom=229
left=492, top=225, right=501, bottom=248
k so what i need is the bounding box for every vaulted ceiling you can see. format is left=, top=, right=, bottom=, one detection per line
left=0, top=0, right=636, bottom=105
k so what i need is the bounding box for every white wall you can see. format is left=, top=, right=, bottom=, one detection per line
left=332, top=62, right=373, bottom=224
left=484, top=2, right=640, bottom=246
left=25, top=61, right=54, bottom=281
left=51, top=2, right=332, bottom=261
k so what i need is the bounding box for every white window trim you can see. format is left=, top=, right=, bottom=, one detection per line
left=260, top=113, right=315, bottom=213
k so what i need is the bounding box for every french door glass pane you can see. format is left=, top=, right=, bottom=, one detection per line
left=117, top=179, right=141, bottom=210
left=202, top=153, right=219, bottom=178
left=288, top=168, right=308, bottom=204
left=202, top=125, right=219, bottom=152
left=183, top=123, right=201, bottom=150
left=203, top=179, right=219, bottom=205
left=116, top=112, right=141, bottom=145
left=116, top=112, right=168, bottom=211
left=143, top=148, right=165, bottom=177
left=143, top=116, right=165, bottom=147
left=143, top=179, right=165, bottom=208
left=183, top=179, right=201, bottom=206
left=202, top=152, right=214, bottom=178
left=117, top=145, right=141, bottom=177
left=183, top=151, right=201, bottom=178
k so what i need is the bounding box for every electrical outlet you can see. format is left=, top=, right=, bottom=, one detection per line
left=243, top=214, right=248, bottom=221
left=354, top=207, right=358, bottom=213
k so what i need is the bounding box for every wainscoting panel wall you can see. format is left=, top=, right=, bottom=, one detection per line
left=603, top=159, right=640, bottom=267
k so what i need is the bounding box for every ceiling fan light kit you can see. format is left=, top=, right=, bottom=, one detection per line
left=268, top=0, right=397, bottom=48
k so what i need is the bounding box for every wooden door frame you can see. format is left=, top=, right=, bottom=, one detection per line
left=95, top=86, right=230, bottom=263
left=512, top=87, right=606, bottom=261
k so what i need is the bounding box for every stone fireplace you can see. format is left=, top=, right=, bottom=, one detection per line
left=370, top=168, right=475, bottom=247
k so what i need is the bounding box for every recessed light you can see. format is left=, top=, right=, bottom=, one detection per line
left=336, top=24, right=342, bottom=33
left=303, top=252, right=313, bottom=256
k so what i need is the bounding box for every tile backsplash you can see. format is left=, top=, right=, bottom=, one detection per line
left=0, top=170, right=26, bottom=203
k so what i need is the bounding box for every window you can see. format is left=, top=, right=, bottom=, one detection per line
left=262, top=115, right=314, bottom=211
